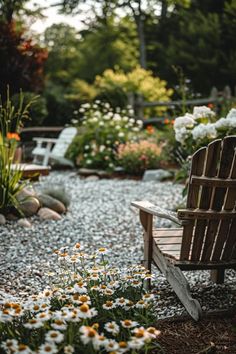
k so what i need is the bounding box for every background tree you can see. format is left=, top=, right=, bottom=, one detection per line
left=145, top=0, right=236, bottom=95
left=0, top=21, right=48, bottom=98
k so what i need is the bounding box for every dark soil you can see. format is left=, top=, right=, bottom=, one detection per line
left=155, top=312, right=236, bottom=354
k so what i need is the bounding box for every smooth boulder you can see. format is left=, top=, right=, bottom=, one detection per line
left=38, top=207, right=62, bottom=221
left=142, top=169, right=172, bottom=182
left=37, top=194, right=66, bottom=214
left=40, top=186, right=71, bottom=208
left=18, top=196, right=40, bottom=217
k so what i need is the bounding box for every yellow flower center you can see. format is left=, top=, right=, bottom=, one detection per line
left=80, top=304, right=89, bottom=313
left=119, top=342, right=128, bottom=348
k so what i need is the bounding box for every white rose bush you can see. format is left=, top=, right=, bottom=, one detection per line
left=0, top=243, right=162, bottom=354
left=67, top=101, right=143, bottom=170
left=173, top=106, right=236, bottom=156
left=172, top=106, right=236, bottom=187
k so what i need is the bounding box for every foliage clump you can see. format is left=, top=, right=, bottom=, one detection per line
left=67, top=101, right=143, bottom=170
left=0, top=88, right=35, bottom=214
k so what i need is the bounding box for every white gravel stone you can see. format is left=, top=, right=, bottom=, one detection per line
left=0, top=171, right=235, bottom=318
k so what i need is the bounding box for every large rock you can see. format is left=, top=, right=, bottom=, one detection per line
left=142, top=169, right=173, bottom=182
left=0, top=214, right=6, bottom=225
left=40, top=186, right=71, bottom=208
left=38, top=207, right=62, bottom=221
left=37, top=194, right=66, bottom=214
left=18, top=197, right=40, bottom=217
left=16, top=186, right=37, bottom=201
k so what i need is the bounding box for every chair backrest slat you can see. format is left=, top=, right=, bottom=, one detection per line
left=180, top=147, right=206, bottom=260
left=190, top=139, right=221, bottom=261
left=179, top=136, right=236, bottom=263
left=217, top=146, right=236, bottom=261
left=201, top=136, right=236, bottom=261
left=52, top=127, right=77, bottom=157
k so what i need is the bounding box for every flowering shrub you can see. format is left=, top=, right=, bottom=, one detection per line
left=172, top=106, right=236, bottom=187
left=118, top=140, right=162, bottom=175
left=173, top=106, right=216, bottom=150
left=0, top=243, right=161, bottom=353
left=67, top=101, right=143, bottom=170
left=95, top=66, right=173, bottom=115
left=173, top=106, right=236, bottom=154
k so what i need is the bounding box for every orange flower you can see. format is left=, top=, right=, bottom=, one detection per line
left=146, top=125, right=154, bottom=134
left=171, top=120, right=175, bottom=125
left=7, top=132, right=20, bottom=141
left=164, top=118, right=170, bottom=125
left=207, top=103, right=214, bottom=109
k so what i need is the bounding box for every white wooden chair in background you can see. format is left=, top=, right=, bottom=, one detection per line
left=32, top=127, right=77, bottom=167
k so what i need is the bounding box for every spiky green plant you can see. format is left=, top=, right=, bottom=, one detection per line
left=0, top=87, right=37, bottom=215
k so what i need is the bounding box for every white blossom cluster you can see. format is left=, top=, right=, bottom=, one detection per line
left=193, top=106, right=216, bottom=120
left=174, top=106, right=236, bottom=145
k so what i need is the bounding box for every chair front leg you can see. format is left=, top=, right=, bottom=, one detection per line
left=139, top=210, right=153, bottom=288
left=42, top=142, right=53, bottom=166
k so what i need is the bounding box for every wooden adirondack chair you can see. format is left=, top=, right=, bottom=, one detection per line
left=132, top=136, right=236, bottom=321
left=32, top=127, right=77, bottom=167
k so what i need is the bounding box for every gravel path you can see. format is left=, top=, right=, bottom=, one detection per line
left=0, top=172, right=235, bottom=318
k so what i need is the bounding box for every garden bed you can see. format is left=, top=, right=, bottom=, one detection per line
left=157, top=311, right=236, bottom=354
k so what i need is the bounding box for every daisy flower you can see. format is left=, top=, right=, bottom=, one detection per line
left=102, top=300, right=115, bottom=310
left=104, top=321, right=120, bottom=335
left=132, top=327, right=150, bottom=341
left=146, top=327, right=161, bottom=338
left=121, top=319, right=139, bottom=329
left=97, top=247, right=109, bottom=255
left=78, top=304, right=97, bottom=319
left=128, top=337, right=144, bottom=350
left=15, top=344, right=32, bottom=354
left=118, top=341, right=129, bottom=353
left=115, top=297, right=129, bottom=307
left=36, top=312, right=51, bottom=322
left=104, top=339, right=119, bottom=352
left=38, top=343, right=58, bottom=354
left=45, top=330, right=64, bottom=343
left=80, top=326, right=98, bottom=345
left=1, top=339, right=19, bottom=352
left=51, top=319, right=67, bottom=331
left=64, top=345, right=74, bottom=353
left=142, top=293, right=155, bottom=302
left=24, top=318, right=44, bottom=329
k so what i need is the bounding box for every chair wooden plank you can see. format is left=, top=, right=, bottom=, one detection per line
left=191, top=176, right=236, bottom=188
left=153, top=228, right=183, bottom=237
left=159, top=244, right=182, bottom=252
left=180, top=147, right=206, bottom=260
left=155, top=237, right=182, bottom=245
left=190, top=140, right=222, bottom=261
left=178, top=209, right=236, bottom=220
left=212, top=148, right=236, bottom=261
left=202, top=136, right=236, bottom=261
left=221, top=219, right=236, bottom=260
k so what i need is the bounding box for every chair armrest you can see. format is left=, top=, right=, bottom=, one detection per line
left=33, top=137, right=58, bottom=143
left=131, top=200, right=182, bottom=225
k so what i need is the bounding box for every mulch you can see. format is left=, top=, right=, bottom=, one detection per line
left=154, top=311, right=236, bottom=354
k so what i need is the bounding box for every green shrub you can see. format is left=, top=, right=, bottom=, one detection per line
left=118, top=140, right=162, bottom=175
left=0, top=243, right=161, bottom=353
left=67, top=101, right=143, bottom=170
